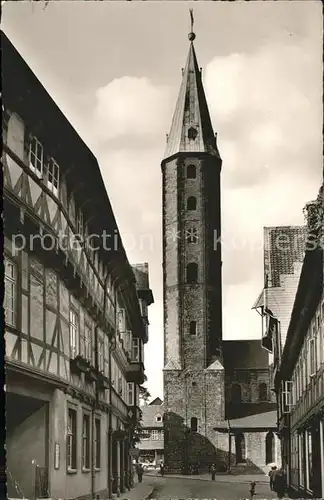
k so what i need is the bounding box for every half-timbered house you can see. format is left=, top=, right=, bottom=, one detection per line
left=274, top=188, right=324, bottom=499
left=2, top=32, right=154, bottom=500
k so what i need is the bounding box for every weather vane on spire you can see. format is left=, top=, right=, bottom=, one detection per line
left=188, top=9, right=196, bottom=42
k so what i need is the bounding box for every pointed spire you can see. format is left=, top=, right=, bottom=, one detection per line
left=163, top=13, right=220, bottom=161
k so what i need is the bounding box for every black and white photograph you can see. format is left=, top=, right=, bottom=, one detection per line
left=1, top=1, right=323, bottom=500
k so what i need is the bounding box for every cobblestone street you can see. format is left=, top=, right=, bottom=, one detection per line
left=123, top=473, right=285, bottom=500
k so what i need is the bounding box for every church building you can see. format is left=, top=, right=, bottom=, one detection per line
left=162, top=21, right=280, bottom=474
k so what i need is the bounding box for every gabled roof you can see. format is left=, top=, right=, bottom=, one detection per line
left=149, top=397, right=163, bottom=406
left=141, top=403, right=164, bottom=428
left=163, top=39, right=220, bottom=161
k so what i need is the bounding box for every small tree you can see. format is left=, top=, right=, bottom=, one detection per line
left=129, top=381, right=151, bottom=448
left=131, top=409, right=143, bottom=447
left=139, top=385, right=151, bottom=405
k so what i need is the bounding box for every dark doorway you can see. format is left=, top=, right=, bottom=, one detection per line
left=235, top=433, right=245, bottom=464
left=265, top=431, right=275, bottom=464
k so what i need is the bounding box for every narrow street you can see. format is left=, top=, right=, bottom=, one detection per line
left=138, top=474, right=277, bottom=500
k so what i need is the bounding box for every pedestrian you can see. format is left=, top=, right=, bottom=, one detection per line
left=268, top=465, right=277, bottom=491
left=273, top=468, right=286, bottom=499
left=137, top=463, right=144, bottom=483
left=210, top=463, right=216, bottom=481
left=249, top=480, right=256, bottom=500
left=160, top=461, right=165, bottom=477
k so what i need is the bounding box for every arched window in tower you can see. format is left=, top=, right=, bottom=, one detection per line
left=189, top=321, right=197, bottom=335
left=259, top=383, right=268, bottom=402
left=188, top=127, right=198, bottom=140
left=231, top=384, right=242, bottom=404
left=265, top=431, right=275, bottom=464
left=186, top=263, right=198, bottom=284
left=187, top=164, right=196, bottom=179
left=190, top=417, right=198, bottom=432
left=235, top=433, right=246, bottom=463
left=187, top=196, right=197, bottom=210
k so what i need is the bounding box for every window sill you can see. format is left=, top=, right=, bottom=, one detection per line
left=82, top=467, right=91, bottom=473
left=67, top=468, right=77, bottom=474
left=95, top=467, right=101, bottom=473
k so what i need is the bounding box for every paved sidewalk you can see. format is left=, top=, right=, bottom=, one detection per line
left=117, top=481, right=155, bottom=500
left=148, top=470, right=269, bottom=485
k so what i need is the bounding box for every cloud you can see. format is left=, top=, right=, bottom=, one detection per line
left=93, top=76, right=171, bottom=140
left=205, top=43, right=322, bottom=190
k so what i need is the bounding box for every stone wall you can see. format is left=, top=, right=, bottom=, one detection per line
left=163, top=367, right=228, bottom=473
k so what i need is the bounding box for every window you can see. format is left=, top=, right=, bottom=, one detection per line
left=131, top=338, right=140, bottom=362
left=141, top=430, right=150, bottom=440
left=235, top=433, right=246, bottom=463
left=306, top=428, right=313, bottom=491
left=98, top=337, right=104, bottom=372
left=76, top=211, right=84, bottom=238
left=188, top=127, right=198, bottom=140
left=69, top=309, right=79, bottom=358
left=155, top=414, right=162, bottom=422
left=258, top=383, right=268, bottom=402
left=47, top=158, right=59, bottom=195
left=118, top=377, right=123, bottom=395
left=282, top=380, right=293, bottom=413
left=309, top=338, right=316, bottom=376
left=299, top=432, right=305, bottom=488
left=231, top=384, right=242, bottom=404
left=127, top=383, right=134, bottom=406
left=95, top=418, right=101, bottom=469
left=118, top=308, right=126, bottom=334
left=29, top=136, right=44, bottom=177
left=186, top=228, right=199, bottom=244
left=124, top=330, right=132, bottom=356
left=85, top=323, right=92, bottom=361
left=187, top=164, right=196, bottom=179
left=187, top=196, right=197, bottom=210
left=186, top=263, right=198, bottom=284
left=189, top=321, right=197, bottom=336
left=265, top=431, right=275, bottom=464
left=4, top=258, right=17, bottom=327
left=67, top=408, right=77, bottom=470
left=151, top=430, right=159, bottom=441
left=82, top=413, right=90, bottom=470
left=190, top=417, right=198, bottom=432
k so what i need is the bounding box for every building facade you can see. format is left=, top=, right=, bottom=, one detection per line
left=254, top=226, right=307, bottom=352
left=162, top=28, right=280, bottom=474
left=215, top=340, right=281, bottom=474
left=274, top=189, right=324, bottom=498
left=162, top=28, right=227, bottom=474
left=3, top=33, right=153, bottom=500
left=136, top=398, right=164, bottom=465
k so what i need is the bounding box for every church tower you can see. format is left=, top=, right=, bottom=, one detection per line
left=162, top=19, right=226, bottom=473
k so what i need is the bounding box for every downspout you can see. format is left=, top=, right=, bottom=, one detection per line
left=92, top=318, right=99, bottom=500
left=92, top=271, right=115, bottom=500
left=107, top=273, right=118, bottom=500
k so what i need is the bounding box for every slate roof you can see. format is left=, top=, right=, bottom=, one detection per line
left=214, top=410, right=277, bottom=431
left=163, top=39, right=220, bottom=160
left=222, top=340, right=268, bottom=370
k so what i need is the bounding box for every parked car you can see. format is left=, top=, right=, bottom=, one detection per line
left=140, top=461, right=157, bottom=470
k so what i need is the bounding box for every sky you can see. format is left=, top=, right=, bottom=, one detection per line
left=2, top=0, right=322, bottom=400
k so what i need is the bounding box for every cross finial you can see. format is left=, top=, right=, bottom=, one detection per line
left=188, top=9, right=196, bottom=42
